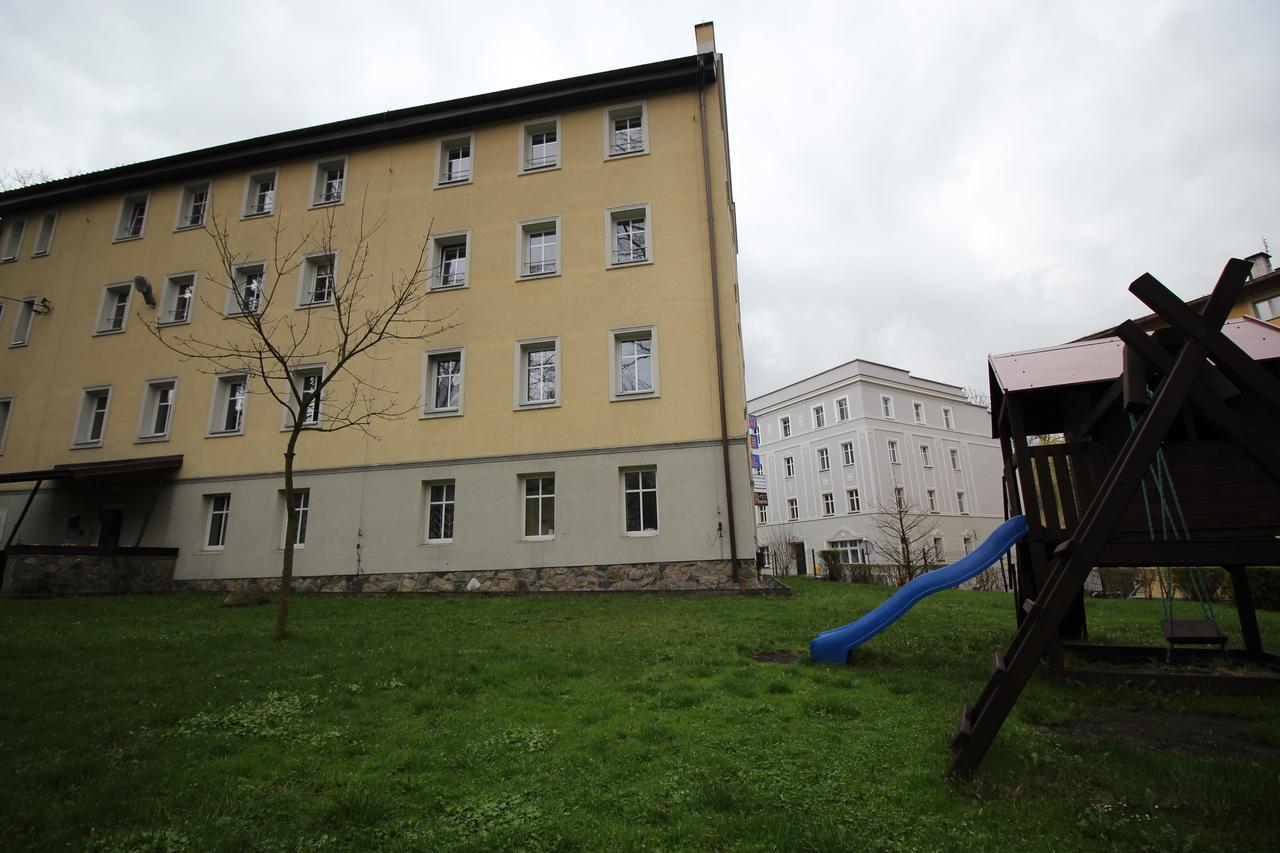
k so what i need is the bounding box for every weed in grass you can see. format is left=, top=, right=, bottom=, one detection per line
left=650, top=682, right=706, bottom=710
left=323, top=783, right=394, bottom=828
left=174, top=691, right=319, bottom=740
left=805, top=693, right=862, bottom=720
left=765, top=679, right=794, bottom=694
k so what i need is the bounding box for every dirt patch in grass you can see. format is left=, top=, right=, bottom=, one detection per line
left=752, top=650, right=799, bottom=664
left=1039, top=706, right=1280, bottom=762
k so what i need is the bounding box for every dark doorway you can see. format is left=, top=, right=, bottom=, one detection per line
left=98, top=508, right=123, bottom=549
left=792, top=542, right=807, bottom=576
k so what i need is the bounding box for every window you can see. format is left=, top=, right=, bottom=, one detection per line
left=830, top=539, right=867, bottom=565
left=835, top=397, right=850, bottom=422
left=1255, top=295, right=1280, bottom=322
left=9, top=298, right=35, bottom=346
left=205, top=494, right=230, bottom=549
left=912, top=401, right=925, bottom=424
left=821, top=492, right=835, bottom=516
left=812, top=405, right=826, bottom=429
left=74, top=387, right=111, bottom=446
left=846, top=488, right=861, bottom=513
left=0, top=397, right=12, bottom=454
left=787, top=498, right=798, bottom=521
left=31, top=212, right=57, bottom=256
left=894, top=486, right=905, bottom=508
left=431, top=232, right=469, bottom=289
left=942, top=407, right=955, bottom=430
left=919, top=445, right=932, bottom=468
left=115, top=194, right=148, bottom=240
left=927, top=488, right=938, bottom=512
left=96, top=283, right=132, bottom=334
left=841, top=441, right=855, bottom=466
left=159, top=273, right=195, bottom=325
left=521, top=118, right=559, bottom=172
left=139, top=379, right=176, bottom=440
left=933, top=536, right=945, bottom=561
left=612, top=327, right=657, bottom=398
left=880, top=395, right=894, bottom=418
left=286, top=367, right=323, bottom=428
left=176, top=182, right=209, bottom=229
left=817, top=447, right=830, bottom=471
left=516, top=338, right=559, bottom=407
left=424, top=349, right=463, bottom=415
left=784, top=456, right=794, bottom=477
left=780, top=416, right=791, bottom=437
left=887, top=440, right=900, bottom=464
left=425, top=481, right=456, bottom=543
left=963, top=536, right=973, bottom=556
left=957, top=491, right=969, bottom=514
left=522, top=475, right=555, bottom=539
left=438, top=135, right=473, bottom=185
left=606, top=204, right=650, bottom=266
left=518, top=218, right=559, bottom=277
left=244, top=171, right=277, bottom=217
left=0, top=217, right=25, bottom=260
left=210, top=374, right=248, bottom=435
left=949, top=448, right=961, bottom=471
left=605, top=103, right=647, bottom=157
left=756, top=504, right=767, bottom=524
left=300, top=254, right=336, bottom=306
left=228, top=264, right=264, bottom=315
left=623, top=468, right=658, bottom=534
left=284, top=489, right=310, bottom=547
left=312, top=157, right=346, bottom=206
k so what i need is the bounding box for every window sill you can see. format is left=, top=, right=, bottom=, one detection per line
left=610, top=391, right=659, bottom=403
left=241, top=211, right=275, bottom=221
left=515, top=400, right=561, bottom=411
left=30, top=252, right=49, bottom=259
left=173, top=223, right=204, bottom=233
left=205, top=430, right=245, bottom=439
left=606, top=258, right=654, bottom=271
left=516, top=271, right=561, bottom=282
left=70, top=440, right=103, bottom=450
left=605, top=149, right=649, bottom=162
left=93, top=328, right=126, bottom=337
left=434, top=178, right=473, bottom=190
left=522, top=535, right=555, bottom=542
left=0, top=257, right=17, bottom=264
left=818, top=468, right=830, bottom=474
left=308, top=199, right=345, bottom=210
left=156, top=318, right=192, bottom=327
left=429, top=282, right=470, bottom=293
left=297, top=300, right=334, bottom=310
left=135, top=435, right=170, bottom=444
left=624, top=530, right=659, bottom=538
left=112, top=234, right=144, bottom=244
left=420, top=409, right=463, bottom=420
left=201, top=547, right=225, bottom=553
left=8, top=342, right=29, bottom=348
left=423, top=539, right=454, bottom=546
left=223, top=310, right=262, bottom=318
left=518, top=164, right=561, bottom=176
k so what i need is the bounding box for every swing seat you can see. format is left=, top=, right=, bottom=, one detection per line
left=1161, top=619, right=1228, bottom=646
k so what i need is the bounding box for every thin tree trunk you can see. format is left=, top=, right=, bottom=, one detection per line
left=275, top=431, right=301, bottom=640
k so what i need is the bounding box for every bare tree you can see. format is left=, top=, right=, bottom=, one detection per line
left=870, top=495, right=937, bottom=586
left=761, top=523, right=800, bottom=576
left=962, top=386, right=990, bottom=410
left=0, top=167, right=55, bottom=191
left=148, top=200, right=451, bottom=639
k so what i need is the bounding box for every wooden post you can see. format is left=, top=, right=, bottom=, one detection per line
left=1226, top=565, right=1265, bottom=662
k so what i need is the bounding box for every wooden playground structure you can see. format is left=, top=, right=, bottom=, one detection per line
left=949, top=258, right=1280, bottom=776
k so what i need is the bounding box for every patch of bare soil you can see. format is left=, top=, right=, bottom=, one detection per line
left=752, top=650, right=799, bottom=664
left=1039, top=707, right=1280, bottom=762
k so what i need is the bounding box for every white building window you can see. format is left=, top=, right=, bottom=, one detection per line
left=32, top=212, right=57, bottom=255
left=438, top=135, right=473, bottom=185
left=115, top=194, right=148, bottom=240
left=963, top=535, right=973, bottom=555
left=784, top=456, right=794, bottom=477
left=312, top=158, right=346, bottom=206
left=425, top=481, right=456, bottom=543
left=919, top=444, right=932, bottom=468
left=835, top=397, right=850, bottom=422
left=927, top=488, right=938, bottom=513
left=756, top=504, right=767, bottom=524
left=228, top=264, right=264, bottom=315
left=881, top=395, right=894, bottom=418
left=847, top=488, right=861, bottom=513
left=912, top=401, right=925, bottom=424
left=244, top=171, right=277, bottom=217
left=933, top=536, right=945, bottom=561
left=522, top=475, right=555, bottom=539
left=521, top=119, right=559, bottom=172
left=605, top=103, right=646, bottom=157
left=176, top=182, right=209, bottom=229
left=1254, top=295, right=1279, bottom=322
left=887, top=440, right=900, bottom=464
left=9, top=297, right=36, bottom=346
left=432, top=232, right=469, bottom=289
left=0, top=397, right=11, bottom=454
left=894, top=486, right=905, bottom=508
left=607, top=204, right=650, bottom=266
left=780, top=416, right=791, bottom=437
left=518, top=218, right=559, bottom=277
left=424, top=349, right=464, bottom=415
left=159, top=273, right=195, bottom=325
left=301, top=254, right=336, bottom=306
left=942, top=407, right=955, bottom=430
left=950, top=448, right=962, bottom=471
left=841, top=441, right=855, bottom=466
left=210, top=374, right=247, bottom=435
left=817, top=447, right=830, bottom=471
left=284, top=489, right=310, bottom=547
left=830, top=539, right=867, bottom=565
left=516, top=338, right=559, bottom=407
left=623, top=468, right=658, bottom=534
left=0, top=218, right=25, bottom=260
left=612, top=327, right=657, bottom=398
left=821, top=492, right=835, bottom=516
left=289, top=367, right=323, bottom=428
left=205, top=494, right=230, bottom=549
left=139, top=379, right=176, bottom=440
left=957, top=491, right=969, bottom=514
left=96, top=283, right=132, bottom=334
left=813, top=405, right=826, bottom=429
left=74, top=387, right=111, bottom=446
left=787, top=498, right=798, bottom=521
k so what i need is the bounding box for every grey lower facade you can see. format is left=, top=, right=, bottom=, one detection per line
left=0, top=440, right=759, bottom=593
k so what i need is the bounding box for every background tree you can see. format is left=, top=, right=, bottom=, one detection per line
left=962, top=386, right=991, bottom=410
left=0, top=167, right=54, bottom=190
left=870, top=493, right=937, bottom=586
left=149, top=202, right=450, bottom=639
left=761, top=523, right=800, bottom=576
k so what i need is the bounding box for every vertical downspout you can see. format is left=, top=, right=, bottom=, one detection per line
left=697, top=54, right=740, bottom=583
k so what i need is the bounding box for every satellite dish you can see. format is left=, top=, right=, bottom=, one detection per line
left=133, top=275, right=156, bottom=307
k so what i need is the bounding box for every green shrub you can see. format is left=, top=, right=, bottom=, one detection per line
left=819, top=550, right=843, bottom=582
left=1249, top=567, right=1280, bottom=611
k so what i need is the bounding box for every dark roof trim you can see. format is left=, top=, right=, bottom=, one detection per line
left=0, top=54, right=714, bottom=216
left=0, top=454, right=183, bottom=484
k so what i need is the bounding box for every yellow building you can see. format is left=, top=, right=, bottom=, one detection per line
left=0, top=23, right=757, bottom=595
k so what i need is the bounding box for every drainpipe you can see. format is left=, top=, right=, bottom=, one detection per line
left=697, top=53, right=741, bottom=583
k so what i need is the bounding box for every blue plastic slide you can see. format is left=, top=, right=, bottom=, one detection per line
left=809, top=515, right=1029, bottom=664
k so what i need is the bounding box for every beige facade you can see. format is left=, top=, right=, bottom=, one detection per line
left=0, top=24, right=756, bottom=592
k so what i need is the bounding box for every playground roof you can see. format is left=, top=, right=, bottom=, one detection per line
left=989, top=317, right=1280, bottom=394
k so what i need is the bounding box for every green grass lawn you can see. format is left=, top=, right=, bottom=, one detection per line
left=2, top=580, right=1278, bottom=852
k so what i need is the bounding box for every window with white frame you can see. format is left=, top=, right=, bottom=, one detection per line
left=159, top=274, right=195, bottom=325
left=821, top=492, right=835, bottom=516
left=933, top=536, right=944, bottom=561
left=813, top=405, right=826, bottom=429
left=312, top=158, right=346, bottom=206
left=949, top=448, right=961, bottom=471
left=424, top=349, right=463, bottom=415
left=606, top=103, right=646, bottom=157
left=518, top=218, right=559, bottom=277
left=830, top=539, right=868, bottom=565
left=1255, top=295, right=1279, bottom=322
left=841, top=441, right=855, bottom=466
left=835, top=397, right=850, bottom=422
left=438, top=135, right=473, bottom=184
left=176, top=182, right=209, bottom=229
left=919, top=444, right=932, bottom=467
left=244, top=171, right=276, bottom=216
left=887, top=440, right=900, bottom=464
left=522, top=119, right=559, bottom=171
left=205, top=494, right=230, bottom=549
left=116, top=194, right=148, bottom=240
left=301, top=254, right=336, bottom=306
left=32, top=212, right=57, bottom=255
left=0, top=218, right=25, bottom=260
left=623, top=468, right=658, bottom=534
left=963, top=535, right=973, bottom=555
left=912, top=401, right=925, bottom=424
left=612, top=327, right=656, bottom=398
left=957, top=491, right=968, bottom=514
left=432, top=233, right=469, bottom=289
left=780, top=416, right=791, bottom=437
left=425, top=481, right=455, bottom=542
left=289, top=367, right=323, bottom=428
left=74, top=387, right=111, bottom=446
left=517, top=338, right=559, bottom=407
left=787, top=498, right=798, bottom=521
left=847, top=488, right=861, bottom=513
left=942, top=407, right=955, bottom=430
left=96, top=283, right=132, bottom=333
left=284, top=489, right=310, bottom=547
left=210, top=374, right=248, bottom=435
left=756, top=503, right=767, bottom=524
left=880, top=395, right=894, bottom=418
left=784, top=456, right=794, bottom=477
left=228, top=264, right=264, bottom=315
left=894, top=486, right=905, bottom=508
left=817, top=447, right=830, bottom=471
left=0, top=397, right=11, bottom=454
left=927, top=488, right=938, bottom=513
left=607, top=204, right=649, bottom=266
left=9, top=298, right=35, bottom=346
left=522, top=475, right=555, bottom=538
left=139, top=379, right=176, bottom=440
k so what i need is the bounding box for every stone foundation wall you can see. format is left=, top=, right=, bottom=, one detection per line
left=1, top=552, right=177, bottom=597
left=176, top=559, right=763, bottom=595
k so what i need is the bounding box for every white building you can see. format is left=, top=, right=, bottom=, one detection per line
left=748, top=360, right=1003, bottom=576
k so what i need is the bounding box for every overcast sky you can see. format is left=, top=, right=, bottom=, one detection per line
left=3, top=1, right=1276, bottom=397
